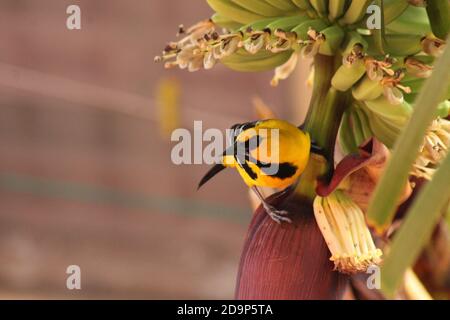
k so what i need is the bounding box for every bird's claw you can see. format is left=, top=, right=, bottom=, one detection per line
left=264, top=205, right=292, bottom=224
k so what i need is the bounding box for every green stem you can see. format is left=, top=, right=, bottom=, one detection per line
left=297, top=54, right=350, bottom=200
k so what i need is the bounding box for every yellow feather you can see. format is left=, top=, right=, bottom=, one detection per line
left=231, top=119, right=310, bottom=189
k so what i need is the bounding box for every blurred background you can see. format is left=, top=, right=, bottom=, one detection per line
left=0, top=0, right=311, bottom=298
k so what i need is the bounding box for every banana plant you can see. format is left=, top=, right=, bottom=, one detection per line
left=156, top=0, right=450, bottom=299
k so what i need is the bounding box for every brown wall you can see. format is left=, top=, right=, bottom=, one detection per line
left=0, top=0, right=297, bottom=298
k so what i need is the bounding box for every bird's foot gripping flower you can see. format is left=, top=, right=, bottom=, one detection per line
left=313, top=191, right=382, bottom=274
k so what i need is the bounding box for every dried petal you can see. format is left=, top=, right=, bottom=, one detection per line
left=244, top=33, right=266, bottom=54
left=404, top=58, right=433, bottom=78
left=422, top=37, right=446, bottom=57
left=412, top=118, right=450, bottom=179
left=317, top=138, right=413, bottom=209
left=271, top=53, right=298, bottom=87
left=188, top=55, right=203, bottom=72
left=383, top=86, right=404, bottom=105
left=203, top=50, right=216, bottom=69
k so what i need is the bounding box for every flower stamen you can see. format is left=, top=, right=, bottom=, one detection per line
left=313, top=190, right=382, bottom=274
left=412, top=118, right=450, bottom=179
left=364, top=56, right=395, bottom=81
left=404, top=57, right=433, bottom=78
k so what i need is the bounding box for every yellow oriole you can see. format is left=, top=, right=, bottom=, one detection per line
left=198, top=119, right=311, bottom=223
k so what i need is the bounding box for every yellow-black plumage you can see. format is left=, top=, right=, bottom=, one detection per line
left=198, top=119, right=311, bottom=223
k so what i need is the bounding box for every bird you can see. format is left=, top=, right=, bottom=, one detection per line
left=198, top=119, right=311, bottom=223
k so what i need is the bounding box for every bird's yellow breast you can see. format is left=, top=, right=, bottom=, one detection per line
left=224, top=119, right=310, bottom=189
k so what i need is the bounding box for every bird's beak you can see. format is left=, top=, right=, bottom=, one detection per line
left=197, top=163, right=226, bottom=190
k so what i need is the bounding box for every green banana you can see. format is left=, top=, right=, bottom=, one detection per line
left=339, top=105, right=374, bottom=153
left=309, top=0, right=329, bottom=17
left=240, top=17, right=280, bottom=32
left=426, top=0, right=450, bottom=40
left=437, top=100, right=450, bottom=118
left=206, top=0, right=266, bottom=24
left=383, top=34, right=423, bottom=56
left=221, top=48, right=293, bottom=72
left=211, top=13, right=243, bottom=31
left=331, top=59, right=366, bottom=91
left=363, top=95, right=412, bottom=124
left=350, top=109, right=365, bottom=146
left=341, top=31, right=368, bottom=55
left=339, top=0, right=372, bottom=25
left=328, top=0, right=347, bottom=22
left=354, top=106, right=374, bottom=140
left=352, top=75, right=383, bottom=101
left=230, top=0, right=285, bottom=17
left=385, top=5, right=431, bottom=36
left=266, top=15, right=311, bottom=31
left=339, top=109, right=359, bottom=154
left=365, top=34, right=423, bottom=57
left=366, top=108, right=402, bottom=148
left=291, top=18, right=329, bottom=40
left=383, top=0, right=409, bottom=24
left=264, top=0, right=298, bottom=12
left=318, top=25, right=345, bottom=56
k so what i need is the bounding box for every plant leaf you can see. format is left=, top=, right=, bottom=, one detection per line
left=380, top=152, right=450, bottom=297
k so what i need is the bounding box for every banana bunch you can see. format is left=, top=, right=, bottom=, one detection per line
left=346, top=94, right=449, bottom=150
left=155, top=0, right=449, bottom=150
left=156, top=0, right=447, bottom=75
left=206, top=0, right=375, bottom=25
